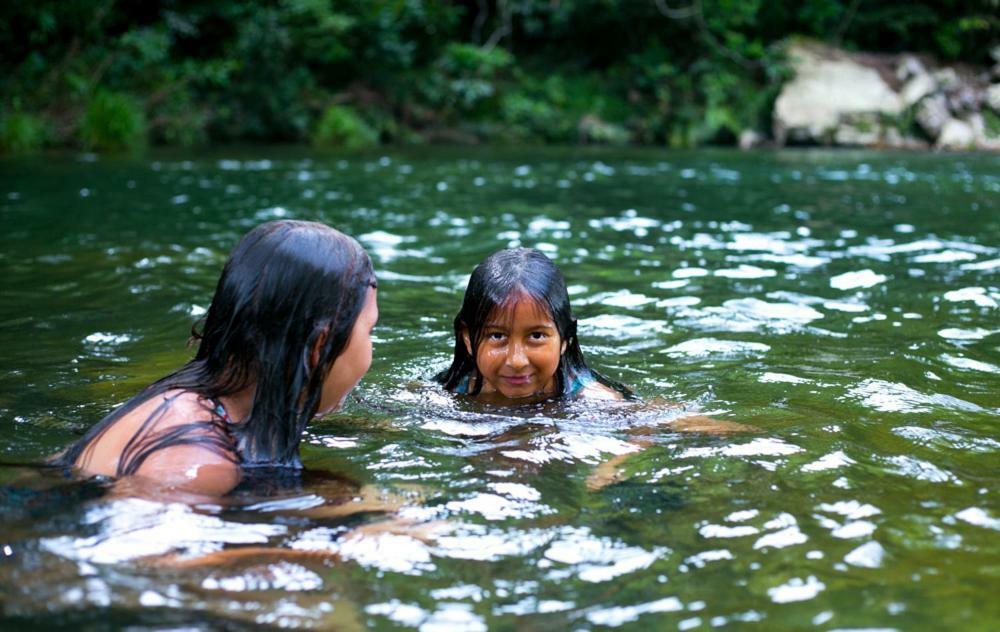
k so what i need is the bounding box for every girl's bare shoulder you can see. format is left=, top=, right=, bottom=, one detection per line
left=579, top=381, right=625, bottom=401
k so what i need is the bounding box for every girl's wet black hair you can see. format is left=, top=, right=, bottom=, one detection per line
left=435, top=247, right=629, bottom=398
left=54, top=220, right=375, bottom=473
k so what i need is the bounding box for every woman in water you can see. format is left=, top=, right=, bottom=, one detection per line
left=52, top=220, right=379, bottom=497
left=436, top=247, right=627, bottom=403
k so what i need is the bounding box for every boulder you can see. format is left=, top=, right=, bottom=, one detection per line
left=738, top=129, right=765, bottom=150
left=896, top=55, right=927, bottom=82
left=900, top=72, right=936, bottom=107
left=916, top=94, right=950, bottom=138
left=936, top=118, right=976, bottom=150
left=883, top=127, right=930, bottom=150
left=834, top=113, right=882, bottom=146
left=985, top=84, right=1000, bottom=114
left=774, top=41, right=902, bottom=144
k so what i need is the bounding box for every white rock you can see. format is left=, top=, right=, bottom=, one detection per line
left=932, top=67, right=960, bottom=92
left=916, top=94, right=950, bottom=138
left=936, top=119, right=976, bottom=150
left=986, top=84, right=1000, bottom=114
left=900, top=73, right=937, bottom=107
left=896, top=55, right=927, bottom=82
left=774, top=41, right=903, bottom=144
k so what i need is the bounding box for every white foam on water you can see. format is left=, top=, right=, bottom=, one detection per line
left=830, top=269, right=887, bottom=290
left=673, top=267, right=709, bottom=278
left=763, top=513, right=798, bottom=530
left=844, top=541, right=885, bottom=568
left=940, top=354, right=1000, bottom=374
left=954, top=507, right=1000, bottom=530
left=578, top=314, right=669, bottom=337
left=960, top=257, right=1000, bottom=271
left=586, top=597, right=684, bottom=626
left=652, top=279, right=690, bottom=289
left=446, top=493, right=552, bottom=521
left=885, top=455, right=962, bottom=484
left=760, top=372, right=811, bottom=384
left=912, top=250, right=978, bottom=263
left=753, top=526, right=808, bottom=550
left=831, top=521, right=876, bottom=539
left=726, top=232, right=813, bottom=254
left=583, top=289, right=657, bottom=308
left=366, top=601, right=428, bottom=626
left=83, top=332, right=135, bottom=345
left=663, top=338, right=770, bottom=358
left=823, top=300, right=869, bottom=313
left=714, top=265, right=777, bottom=279
left=502, top=433, right=639, bottom=466
left=752, top=253, right=830, bottom=268
left=420, top=603, right=487, bottom=632
left=698, top=524, right=760, bottom=538
left=201, top=561, right=323, bottom=592
left=674, top=298, right=824, bottom=334
left=490, top=483, right=542, bottom=501
left=802, top=451, right=856, bottom=472
left=943, top=286, right=998, bottom=308
left=293, top=530, right=434, bottom=575
left=680, top=438, right=803, bottom=459
left=844, top=379, right=984, bottom=413
left=818, top=500, right=881, bottom=520
left=938, top=327, right=996, bottom=341
left=892, top=426, right=1000, bottom=452
left=725, top=509, right=759, bottom=522
left=40, top=499, right=286, bottom=564
left=684, top=549, right=734, bottom=568
left=434, top=526, right=552, bottom=562
left=657, top=296, right=702, bottom=308
left=767, top=576, right=825, bottom=603
left=543, top=527, right=666, bottom=583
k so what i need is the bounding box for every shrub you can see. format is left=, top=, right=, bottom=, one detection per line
left=311, top=105, right=379, bottom=148
left=0, top=111, right=48, bottom=153
left=79, top=91, right=147, bottom=151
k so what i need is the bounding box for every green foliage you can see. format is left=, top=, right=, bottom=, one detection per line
left=312, top=105, right=379, bottom=148
left=79, top=91, right=147, bottom=151
left=0, top=110, right=48, bottom=152
left=0, top=0, right=995, bottom=149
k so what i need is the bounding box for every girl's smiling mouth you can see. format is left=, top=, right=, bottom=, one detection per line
left=501, top=374, right=533, bottom=385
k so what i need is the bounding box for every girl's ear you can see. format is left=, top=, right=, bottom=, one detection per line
left=561, top=338, right=568, bottom=355
left=310, top=327, right=330, bottom=370
left=461, top=327, right=472, bottom=355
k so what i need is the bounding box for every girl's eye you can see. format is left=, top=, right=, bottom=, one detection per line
left=487, top=332, right=506, bottom=341
left=529, top=332, right=548, bottom=340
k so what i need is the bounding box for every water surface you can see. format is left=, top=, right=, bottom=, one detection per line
left=1, top=147, right=998, bottom=630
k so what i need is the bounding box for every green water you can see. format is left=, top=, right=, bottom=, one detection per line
left=1, top=147, right=998, bottom=630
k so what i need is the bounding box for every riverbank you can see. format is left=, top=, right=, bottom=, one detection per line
left=2, top=3, right=997, bottom=153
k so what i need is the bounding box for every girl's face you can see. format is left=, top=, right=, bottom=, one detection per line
left=318, top=287, right=378, bottom=414
left=465, top=297, right=567, bottom=399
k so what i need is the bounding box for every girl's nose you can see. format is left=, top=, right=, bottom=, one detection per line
left=506, top=343, right=529, bottom=369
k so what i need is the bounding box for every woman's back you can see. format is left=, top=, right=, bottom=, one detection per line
left=70, top=389, right=240, bottom=495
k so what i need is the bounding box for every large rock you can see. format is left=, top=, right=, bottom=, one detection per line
left=774, top=41, right=903, bottom=144
left=915, top=94, right=950, bottom=138
left=985, top=84, right=1000, bottom=113
left=936, top=119, right=976, bottom=150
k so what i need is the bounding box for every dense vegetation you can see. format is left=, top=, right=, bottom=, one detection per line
left=1, top=0, right=996, bottom=151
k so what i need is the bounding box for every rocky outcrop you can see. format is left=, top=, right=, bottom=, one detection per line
left=771, top=40, right=1000, bottom=151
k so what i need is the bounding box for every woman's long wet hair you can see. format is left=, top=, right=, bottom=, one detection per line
left=55, top=220, right=375, bottom=472
left=435, top=248, right=628, bottom=398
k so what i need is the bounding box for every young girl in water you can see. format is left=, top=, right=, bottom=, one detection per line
left=52, top=220, right=378, bottom=496
left=436, top=247, right=628, bottom=403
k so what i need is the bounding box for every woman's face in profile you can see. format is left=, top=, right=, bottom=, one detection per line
left=318, top=286, right=378, bottom=414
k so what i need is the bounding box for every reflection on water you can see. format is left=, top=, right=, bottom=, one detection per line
left=1, top=148, right=998, bottom=628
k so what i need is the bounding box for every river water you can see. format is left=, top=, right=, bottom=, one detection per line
left=0, top=147, right=997, bottom=630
